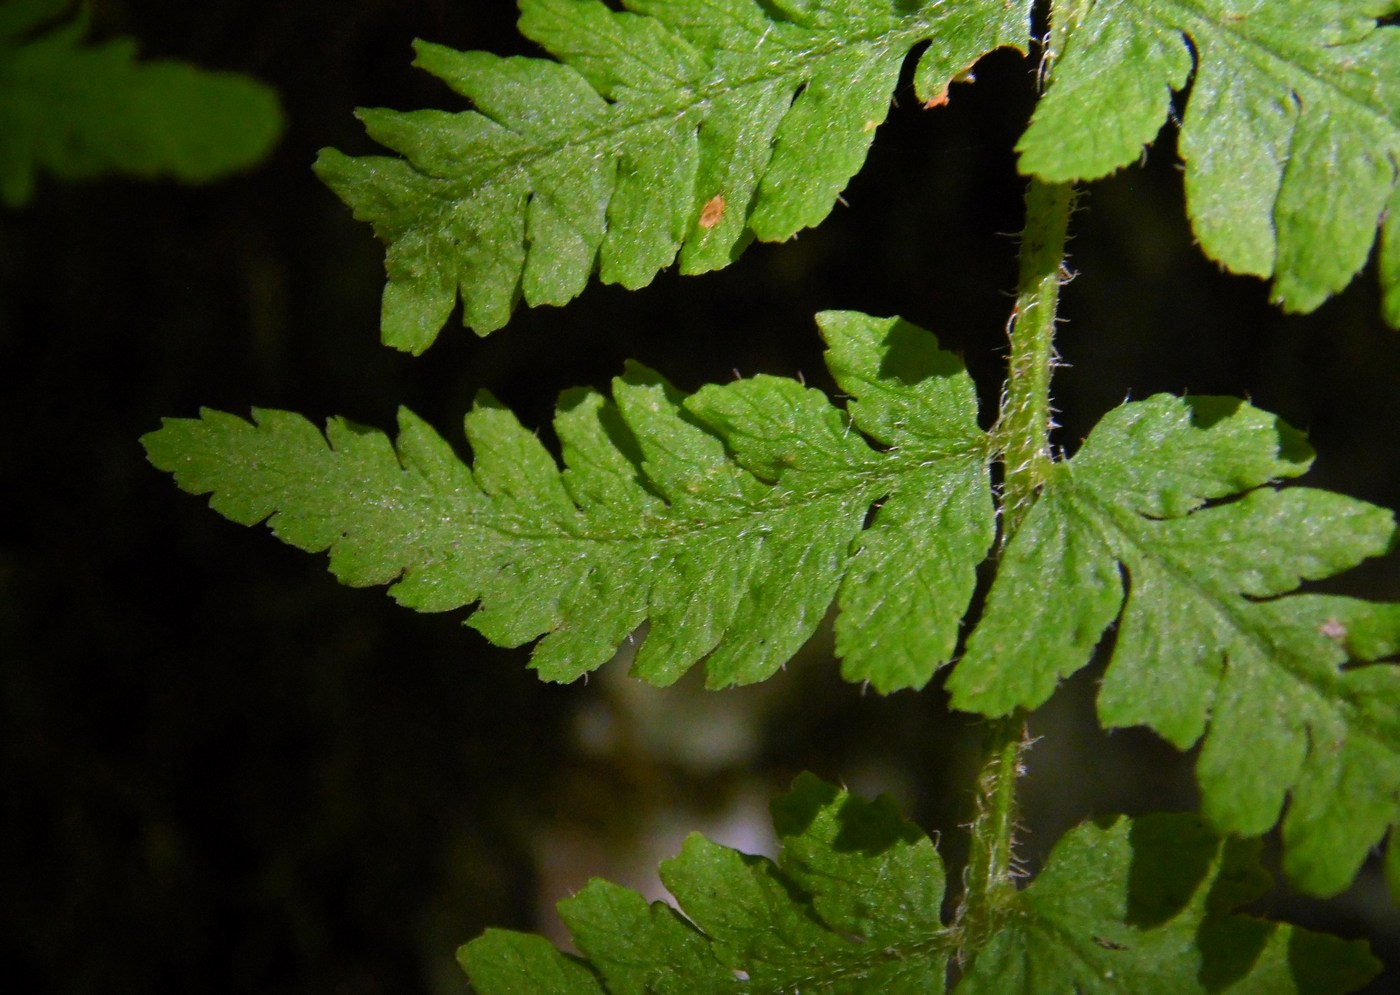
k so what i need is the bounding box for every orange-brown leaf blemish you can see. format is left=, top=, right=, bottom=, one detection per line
left=923, top=83, right=950, bottom=110
left=924, top=65, right=977, bottom=110
left=698, top=194, right=725, bottom=229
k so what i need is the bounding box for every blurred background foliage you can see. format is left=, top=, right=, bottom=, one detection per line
left=1, top=1, right=1397, bottom=991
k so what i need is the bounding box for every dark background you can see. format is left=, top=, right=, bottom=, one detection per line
left=3, top=2, right=1398, bottom=991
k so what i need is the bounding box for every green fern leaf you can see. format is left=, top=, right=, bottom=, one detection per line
left=0, top=0, right=283, bottom=207
left=1017, top=0, right=1400, bottom=324
left=460, top=773, right=953, bottom=994
left=312, top=0, right=1029, bottom=352
left=956, top=813, right=1379, bottom=994
left=142, top=311, right=993, bottom=693
left=948, top=394, right=1400, bottom=897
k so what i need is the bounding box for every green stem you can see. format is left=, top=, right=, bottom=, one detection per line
left=956, top=713, right=1026, bottom=947
left=997, top=176, right=1074, bottom=533
left=953, top=2, right=1083, bottom=964
left=956, top=176, right=1076, bottom=957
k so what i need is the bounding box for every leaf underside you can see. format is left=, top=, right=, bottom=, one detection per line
left=0, top=0, right=283, bottom=207
left=142, top=311, right=994, bottom=694
left=949, top=393, right=1400, bottom=898
left=460, top=775, right=1378, bottom=994
left=313, top=0, right=1029, bottom=351
left=1018, top=0, right=1400, bottom=326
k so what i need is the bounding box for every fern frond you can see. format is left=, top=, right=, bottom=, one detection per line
left=1017, top=0, right=1400, bottom=325
left=462, top=774, right=952, bottom=994
left=949, top=394, right=1400, bottom=897
left=0, top=0, right=283, bottom=206
left=142, top=311, right=994, bottom=693
left=957, top=813, right=1379, bottom=994
left=313, top=0, right=1029, bottom=351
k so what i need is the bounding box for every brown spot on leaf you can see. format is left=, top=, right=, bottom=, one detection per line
left=925, top=65, right=978, bottom=110
left=699, top=194, right=725, bottom=229
left=1319, top=617, right=1347, bottom=639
